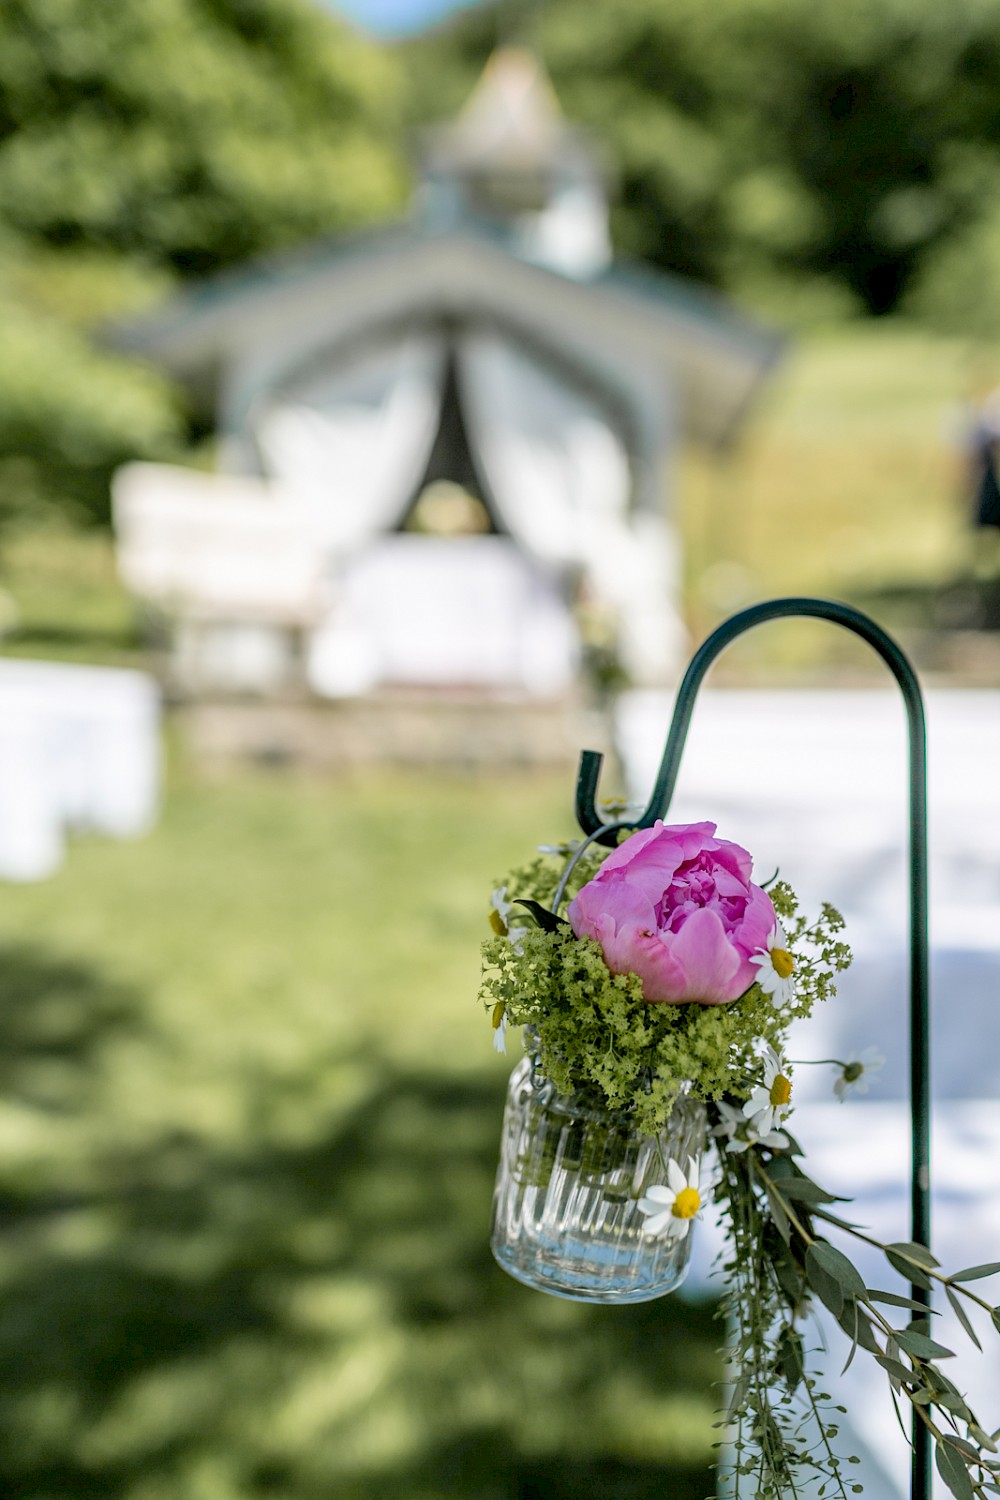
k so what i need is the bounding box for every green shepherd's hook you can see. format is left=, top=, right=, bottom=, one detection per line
left=573, top=596, right=931, bottom=1500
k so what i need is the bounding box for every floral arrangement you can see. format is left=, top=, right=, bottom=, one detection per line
left=481, top=819, right=1000, bottom=1500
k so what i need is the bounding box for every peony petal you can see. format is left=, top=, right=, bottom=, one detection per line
left=662, top=907, right=743, bottom=1003
left=595, top=821, right=720, bottom=905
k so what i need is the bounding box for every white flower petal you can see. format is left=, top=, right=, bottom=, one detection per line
left=666, top=1159, right=687, bottom=1195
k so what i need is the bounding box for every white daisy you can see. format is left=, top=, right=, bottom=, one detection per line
left=489, top=886, right=528, bottom=951
left=637, top=1156, right=704, bottom=1239
left=742, top=1042, right=794, bottom=1135
left=749, top=925, right=796, bottom=1008
left=714, top=1100, right=790, bottom=1155
left=833, top=1045, right=885, bottom=1102
left=489, top=886, right=513, bottom=935
left=491, top=1005, right=508, bottom=1054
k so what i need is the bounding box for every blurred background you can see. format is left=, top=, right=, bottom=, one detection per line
left=1, top=0, right=1000, bottom=1496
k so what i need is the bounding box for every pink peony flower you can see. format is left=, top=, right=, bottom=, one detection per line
left=566, top=820, right=777, bottom=1005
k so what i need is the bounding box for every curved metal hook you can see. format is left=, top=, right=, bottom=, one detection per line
left=574, top=595, right=930, bottom=1500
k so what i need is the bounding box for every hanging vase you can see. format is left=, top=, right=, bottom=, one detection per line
left=490, top=1052, right=708, bottom=1304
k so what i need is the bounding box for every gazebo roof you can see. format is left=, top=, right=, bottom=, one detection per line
left=116, top=217, right=782, bottom=450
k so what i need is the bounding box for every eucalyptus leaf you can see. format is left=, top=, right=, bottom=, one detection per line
left=888, top=1240, right=941, bottom=1270
left=993, top=1306, right=1000, bottom=1337
left=894, top=1328, right=955, bottom=1361
left=779, top=1177, right=846, bottom=1205
left=776, top=1327, right=805, bottom=1390
left=875, top=1353, right=913, bottom=1384
left=833, top=1297, right=880, bottom=1357
left=764, top=1184, right=791, bottom=1245
left=869, top=1289, right=938, bottom=1313
left=950, top=1261, right=1000, bottom=1283
left=805, top=1246, right=844, bottom=1318
left=807, top=1241, right=868, bottom=1299
left=947, top=1285, right=983, bottom=1351
left=886, top=1249, right=933, bottom=1290
left=935, top=1392, right=973, bottom=1419
left=936, top=1439, right=976, bottom=1500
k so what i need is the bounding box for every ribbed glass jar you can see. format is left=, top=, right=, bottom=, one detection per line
left=491, top=1053, right=708, bottom=1303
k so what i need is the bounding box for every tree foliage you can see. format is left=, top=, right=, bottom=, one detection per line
left=0, top=0, right=408, bottom=528
left=406, top=0, right=1000, bottom=318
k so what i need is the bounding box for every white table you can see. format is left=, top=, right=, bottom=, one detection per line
left=0, top=659, right=161, bottom=881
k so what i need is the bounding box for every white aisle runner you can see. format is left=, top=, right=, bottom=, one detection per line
left=615, top=689, right=1000, bottom=1499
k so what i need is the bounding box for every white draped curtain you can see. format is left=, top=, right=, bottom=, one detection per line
left=253, top=334, right=447, bottom=555
left=458, top=330, right=681, bottom=683
left=457, top=329, right=631, bottom=569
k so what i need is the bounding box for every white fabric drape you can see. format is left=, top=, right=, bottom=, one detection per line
left=459, top=331, right=681, bottom=683
left=254, top=334, right=447, bottom=554
left=457, top=330, right=631, bottom=569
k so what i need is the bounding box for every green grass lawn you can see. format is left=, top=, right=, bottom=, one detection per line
left=0, top=761, right=721, bottom=1500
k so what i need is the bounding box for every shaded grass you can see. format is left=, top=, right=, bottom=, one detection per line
left=0, top=765, right=721, bottom=1500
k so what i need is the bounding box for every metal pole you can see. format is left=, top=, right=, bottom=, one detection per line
left=573, top=597, right=931, bottom=1500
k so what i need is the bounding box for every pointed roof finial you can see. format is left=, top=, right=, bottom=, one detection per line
left=428, top=46, right=566, bottom=170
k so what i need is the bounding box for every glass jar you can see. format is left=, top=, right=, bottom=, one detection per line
left=491, top=1053, right=708, bottom=1304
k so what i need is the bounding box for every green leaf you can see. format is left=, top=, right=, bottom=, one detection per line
left=833, top=1297, right=880, bottom=1360
left=764, top=1183, right=791, bottom=1245
left=894, top=1328, right=955, bottom=1361
left=806, top=1241, right=868, bottom=1298
left=512, top=899, right=568, bottom=932
left=935, top=1392, right=973, bottom=1419
left=869, top=1289, right=938, bottom=1312
left=993, top=1306, right=1000, bottom=1338
left=887, top=1240, right=940, bottom=1270
left=936, top=1439, right=976, bottom=1500
left=950, top=1261, right=1000, bottom=1283
left=805, top=1245, right=844, bottom=1318
left=776, top=1326, right=806, bottom=1390
left=875, top=1353, right=913, bottom=1384
left=886, top=1249, right=933, bottom=1290
left=779, top=1177, right=846, bottom=1205
left=947, top=1285, right=983, bottom=1351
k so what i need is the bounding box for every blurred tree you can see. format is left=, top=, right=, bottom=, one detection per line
left=404, top=0, right=1000, bottom=320
left=0, top=0, right=408, bottom=528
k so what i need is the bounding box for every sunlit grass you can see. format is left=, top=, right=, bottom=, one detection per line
left=0, top=762, right=721, bottom=1500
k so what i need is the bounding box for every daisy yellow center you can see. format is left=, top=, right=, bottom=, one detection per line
left=672, top=1187, right=701, bottom=1219
left=491, top=1001, right=506, bottom=1030
left=771, top=947, right=794, bottom=978
left=489, top=909, right=508, bottom=936
left=843, top=1061, right=864, bottom=1082
left=769, top=1074, right=792, bottom=1107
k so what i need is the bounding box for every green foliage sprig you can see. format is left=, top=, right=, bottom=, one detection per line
left=715, top=1127, right=1000, bottom=1499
